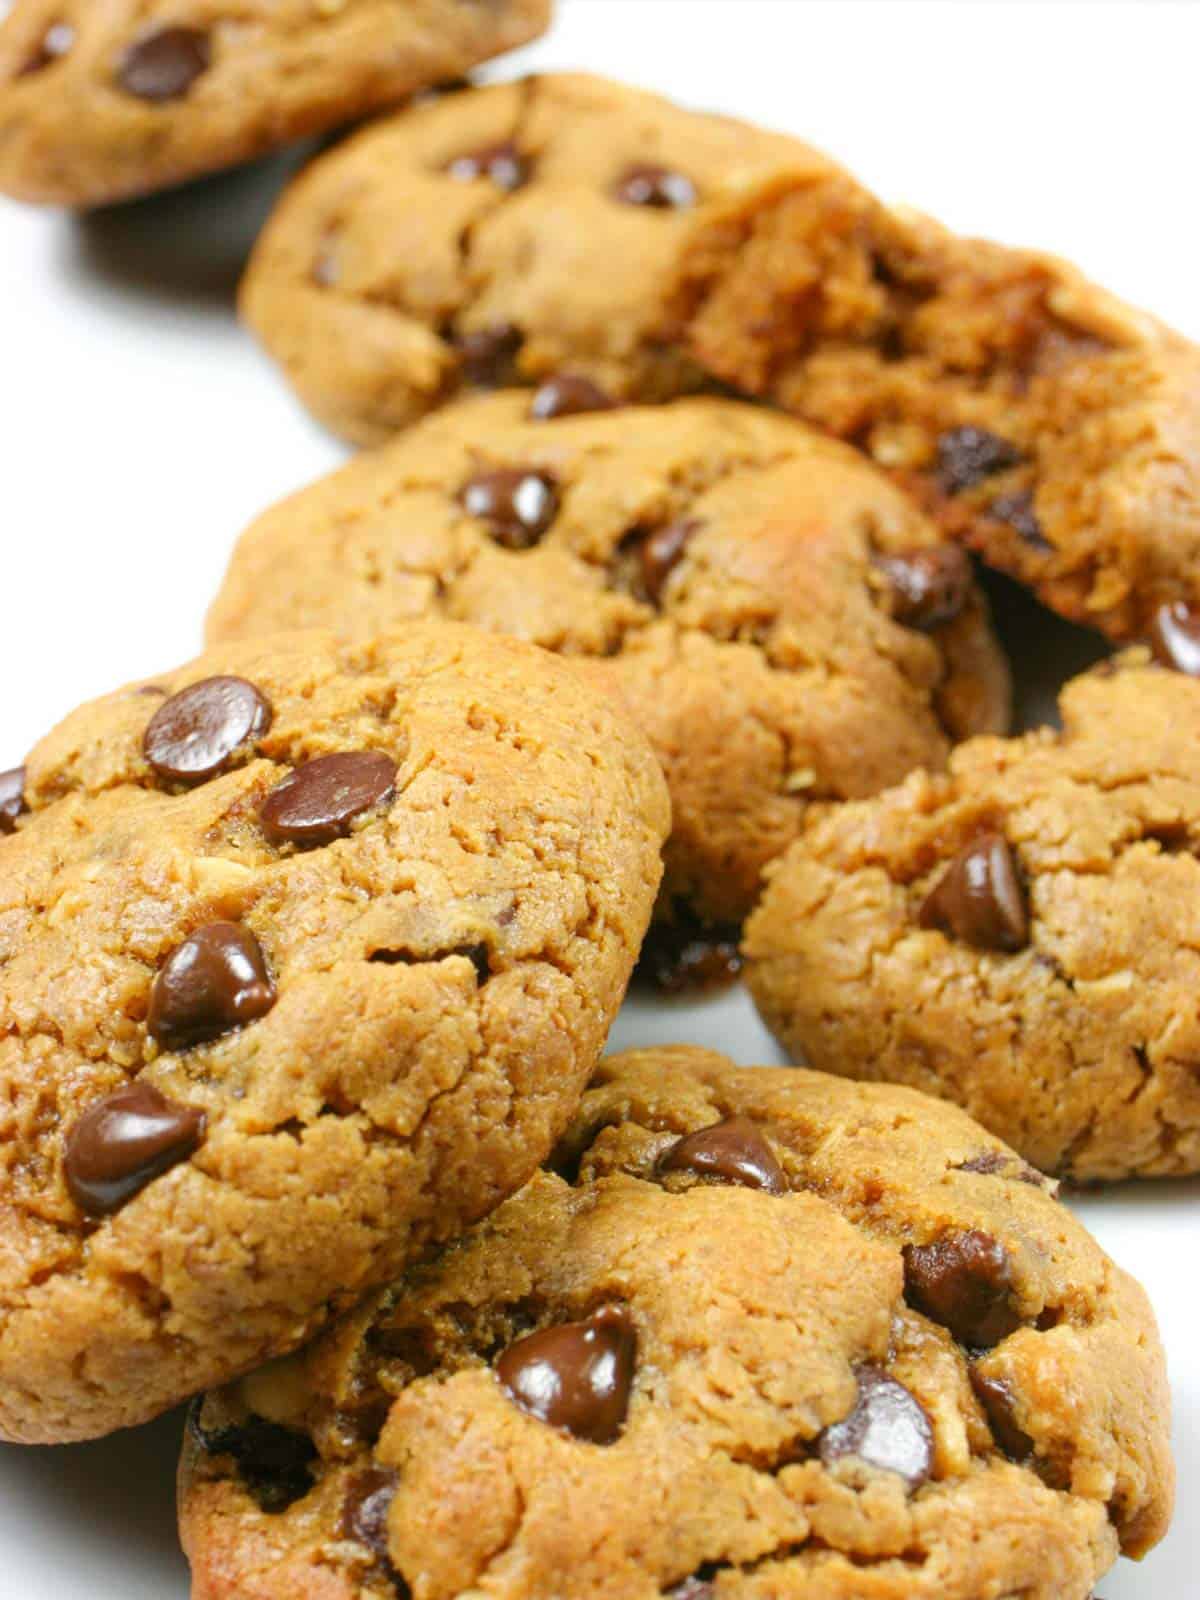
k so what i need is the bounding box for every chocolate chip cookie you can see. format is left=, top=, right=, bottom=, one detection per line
left=0, top=624, right=667, bottom=1443
left=0, top=1, right=550, bottom=207
left=745, top=651, right=1200, bottom=1180
left=179, top=1044, right=1173, bottom=1600
left=207, top=391, right=1010, bottom=930
left=241, top=71, right=1200, bottom=640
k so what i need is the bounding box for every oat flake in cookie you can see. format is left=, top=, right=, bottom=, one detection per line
left=207, top=392, right=1010, bottom=929
left=0, top=0, right=552, bottom=207
left=179, top=1046, right=1172, bottom=1600
left=0, top=625, right=667, bottom=1442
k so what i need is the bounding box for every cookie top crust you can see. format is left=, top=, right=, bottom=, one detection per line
left=208, top=392, right=1010, bottom=925
left=179, top=1045, right=1173, bottom=1600
left=0, top=624, right=667, bottom=1442
left=0, top=0, right=551, bottom=206
left=745, top=655, right=1200, bottom=1180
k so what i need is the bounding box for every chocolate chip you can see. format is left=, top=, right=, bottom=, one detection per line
left=1149, top=601, right=1200, bottom=677
left=341, top=1468, right=398, bottom=1559
left=18, top=21, right=74, bottom=76
left=148, top=922, right=276, bottom=1050
left=0, top=766, right=26, bottom=834
left=529, top=375, right=616, bottom=421
left=446, top=140, right=529, bottom=191
left=460, top=468, right=559, bottom=549
left=496, top=1305, right=636, bottom=1443
left=260, top=751, right=398, bottom=848
left=957, top=1151, right=1047, bottom=1188
left=143, top=676, right=272, bottom=785
left=116, top=25, right=211, bottom=102
left=658, top=1117, right=786, bottom=1195
left=634, top=916, right=743, bottom=993
left=636, top=519, right=700, bottom=604
left=971, top=1369, right=1035, bottom=1462
left=936, top=427, right=1022, bottom=495
left=904, top=1229, right=1021, bottom=1348
left=64, top=1082, right=205, bottom=1217
left=452, top=323, right=524, bottom=388
left=188, top=1405, right=317, bottom=1513
left=612, top=163, right=698, bottom=209
left=919, top=832, right=1029, bottom=953
left=876, top=545, right=972, bottom=631
left=817, top=1365, right=933, bottom=1490
left=989, top=490, right=1051, bottom=551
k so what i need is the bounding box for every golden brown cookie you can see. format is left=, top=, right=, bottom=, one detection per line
left=0, top=624, right=667, bottom=1442
left=179, top=1045, right=1173, bottom=1600
left=207, top=392, right=1010, bottom=930
left=0, top=1, right=550, bottom=207
left=241, top=71, right=1200, bottom=640
left=745, top=653, right=1200, bottom=1180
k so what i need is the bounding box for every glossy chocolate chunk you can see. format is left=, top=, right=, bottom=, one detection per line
left=634, top=916, right=742, bottom=993
left=612, top=163, right=697, bottom=209
left=0, top=766, right=26, bottom=834
left=936, top=426, right=1022, bottom=494
left=637, top=519, right=700, bottom=604
left=147, top=922, right=276, bottom=1050
left=453, top=322, right=524, bottom=388
left=143, top=675, right=271, bottom=785
left=189, top=1405, right=317, bottom=1513
left=919, top=832, right=1029, bottom=952
left=904, top=1228, right=1021, bottom=1348
left=64, top=1082, right=205, bottom=1216
left=658, top=1117, right=786, bottom=1195
left=529, top=374, right=616, bottom=421
left=818, top=1365, right=934, bottom=1489
left=971, top=1368, right=1035, bottom=1462
left=497, top=1305, right=636, bottom=1443
left=1150, top=601, right=1200, bottom=677
left=116, top=25, right=211, bottom=101
left=260, top=751, right=397, bottom=847
left=18, top=20, right=74, bottom=75
left=341, top=1468, right=399, bottom=1559
left=461, top=468, right=560, bottom=549
left=877, top=545, right=972, bottom=631
left=446, top=140, right=529, bottom=191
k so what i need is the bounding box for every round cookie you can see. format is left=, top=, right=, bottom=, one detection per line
left=207, top=392, right=1011, bottom=930
left=179, top=1044, right=1173, bottom=1600
left=241, top=70, right=1200, bottom=640
left=0, top=624, right=667, bottom=1443
left=0, top=0, right=550, bottom=207
left=745, top=653, right=1200, bottom=1180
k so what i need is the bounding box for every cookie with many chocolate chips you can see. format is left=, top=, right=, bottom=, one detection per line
left=179, top=1045, right=1172, bottom=1600
left=745, top=654, right=1200, bottom=1180
left=0, top=0, right=550, bottom=206
left=241, top=71, right=1200, bottom=640
left=0, top=624, right=667, bottom=1442
left=208, top=392, right=1010, bottom=929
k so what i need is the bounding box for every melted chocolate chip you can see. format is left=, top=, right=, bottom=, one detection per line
left=936, top=427, right=1023, bottom=494
left=633, top=918, right=743, bottom=993
left=496, top=1305, right=636, bottom=1443
left=919, top=832, right=1029, bottom=952
left=876, top=545, right=972, bottom=631
left=143, top=676, right=272, bottom=785
left=18, top=21, right=74, bottom=75
left=0, top=766, right=26, bottom=834
left=341, top=1468, right=399, bottom=1559
left=116, top=25, right=211, bottom=102
left=452, top=322, right=524, bottom=388
left=1149, top=601, right=1200, bottom=677
left=817, top=1365, right=934, bottom=1490
left=446, top=140, right=529, bottom=191
left=658, top=1117, right=786, bottom=1195
left=64, top=1082, right=205, bottom=1217
left=957, top=1151, right=1046, bottom=1187
left=636, top=519, right=701, bottom=604
left=989, top=490, right=1051, bottom=551
left=904, top=1229, right=1021, bottom=1348
left=971, top=1369, right=1035, bottom=1462
left=460, top=468, right=560, bottom=549
left=613, top=163, right=698, bottom=209
left=529, top=375, right=616, bottom=421
left=260, top=752, right=398, bottom=848
left=189, top=1405, right=317, bottom=1512
left=148, top=922, right=276, bottom=1050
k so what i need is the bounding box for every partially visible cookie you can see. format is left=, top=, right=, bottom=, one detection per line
left=0, top=624, right=667, bottom=1442
left=179, top=1044, right=1173, bottom=1600
left=745, top=653, right=1200, bottom=1180
left=208, top=392, right=1010, bottom=928
left=0, top=1, right=550, bottom=206
left=241, top=71, right=1200, bottom=640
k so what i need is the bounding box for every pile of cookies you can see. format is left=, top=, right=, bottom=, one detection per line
left=0, top=4, right=1189, bottom=1596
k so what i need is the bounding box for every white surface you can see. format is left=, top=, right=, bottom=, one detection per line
left=0, top=2, right=1195, bottom=1594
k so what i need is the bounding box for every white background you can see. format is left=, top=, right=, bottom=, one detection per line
left=0, top=2, right=1196, bottom=1594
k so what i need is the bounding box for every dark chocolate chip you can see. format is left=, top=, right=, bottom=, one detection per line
left=116, top=25, right=211, bottom=102
left=989, top=490, right=1051, bottom=551
left=446, top=140, right=529, bottom=191
left=341, top=1468, right=399, bottom=1559
left=0, top=766, right=26, bottom=834
left=636, top=519, right=701, bottom=604
left=613, top=163, right=698, bottom=209
left=971, top=1369, right=1035, bottom=1462
left=957, top=1151, right=1007, bottom=1177
left=876, top=545, right=972, bottom=631
left=936, top=427, right=1022, bottom=495
left=189, top=1404, right=317, bottom=1513
left=452, top=322, right=524, bottom=388
left=634, top=917, right=743, bottom=993
left=260, top=752, right=398, bottom=848
left=529, top=375, right=616, bottom=421
left=496, top=1305, right=636, bottom=1443
left=143, top=676, right=272, bottom=785
left=64, top=1082, right=205, bottom=1217
left=904, top=1229, right=1021, bottom=1348
left=460, top=468, right=560, bottom=549
left=18, top=20, right=74, bottom=75
left=817, top=1365, right=934, bottom=1490
left=658, top=1117, right=786, bottom=1195
left=1149, top=601, right=1200, bottom=677
left=919, top=832, right=1029, bottom=952
left=147, top=922, right=277, bottom=1050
